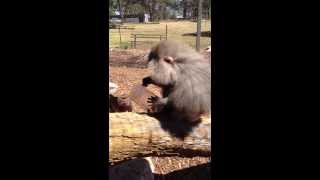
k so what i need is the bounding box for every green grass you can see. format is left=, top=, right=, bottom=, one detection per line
left=109, top=20, right=211, bottom=50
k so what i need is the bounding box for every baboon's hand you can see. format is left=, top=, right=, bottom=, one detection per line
left=147, top=96, right=158, bottom=113
left=147, top=96, right=167, bottom=113
left=147, top=96, right=159, bottom=104
left=142, top=77, right=153, bottom=87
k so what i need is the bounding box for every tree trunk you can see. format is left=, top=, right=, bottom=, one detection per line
left=109, top=112, right=211, bottom=164
left=161, top=4, right=166, bottom=20
left=151, top=0, right=157, bottom=21
left=183, top=0, right=187, bottom=18
left=117, top=0, right=124, bottom=23
left=196, top=0, right=203, bottom=51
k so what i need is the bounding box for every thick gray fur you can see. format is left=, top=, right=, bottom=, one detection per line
left=144, top=40, right=211, bottom=123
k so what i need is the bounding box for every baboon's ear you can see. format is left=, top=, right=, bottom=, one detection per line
left=164, top=56, right=174, bottom=64
left=143, top=50, right=151, bottom=61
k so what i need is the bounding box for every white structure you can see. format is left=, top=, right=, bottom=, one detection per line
left=144, top=13, right=149, bottom=23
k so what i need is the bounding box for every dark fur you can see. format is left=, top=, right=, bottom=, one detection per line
left=143, top=40, right=211, bottom=138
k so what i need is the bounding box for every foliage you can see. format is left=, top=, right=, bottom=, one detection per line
left=109, top=0, right=118, bottom=17
left=110, top=0, right=211, bottom=21
left=125, top=3, right=145, bottom=15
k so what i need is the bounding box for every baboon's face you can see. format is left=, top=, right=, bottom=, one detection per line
left=145, top=40, right=194, bottom=86
left=147, top=51, right=178, bottom=86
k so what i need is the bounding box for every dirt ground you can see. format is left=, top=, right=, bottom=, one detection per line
left=109, top=48, right=211, bottom=175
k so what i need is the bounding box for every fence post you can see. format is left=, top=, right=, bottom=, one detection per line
left=118, top=26, right=122, bottom=47
left=165, top=24, right=168, bottom=40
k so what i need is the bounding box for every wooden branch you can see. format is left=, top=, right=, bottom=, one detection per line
left=109, top=112, right=211, bottom=164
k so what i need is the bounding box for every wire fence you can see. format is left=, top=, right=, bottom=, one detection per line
left=109, top=20, right=211, bottom=50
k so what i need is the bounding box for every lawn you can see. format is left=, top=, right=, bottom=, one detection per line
left=109, top=20, right=211, bottom=50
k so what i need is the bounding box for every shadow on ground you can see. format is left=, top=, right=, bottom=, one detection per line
left=182, top=31, right=211, bottom=37
left=144, top=112, right=202, bottom=140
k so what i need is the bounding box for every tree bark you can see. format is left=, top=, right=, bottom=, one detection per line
left=196, top=0, right=202, bottom=51
left=109, top=112, right=211, bottom=164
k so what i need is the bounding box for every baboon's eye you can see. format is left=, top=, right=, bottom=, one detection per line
left=164, top=56, right=174, bottom=64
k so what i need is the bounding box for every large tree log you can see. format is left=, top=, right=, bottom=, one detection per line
left=109, top=112, right=211, bottom=164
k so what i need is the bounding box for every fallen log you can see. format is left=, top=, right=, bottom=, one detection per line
left=109, top=112, right=211, bottom=164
